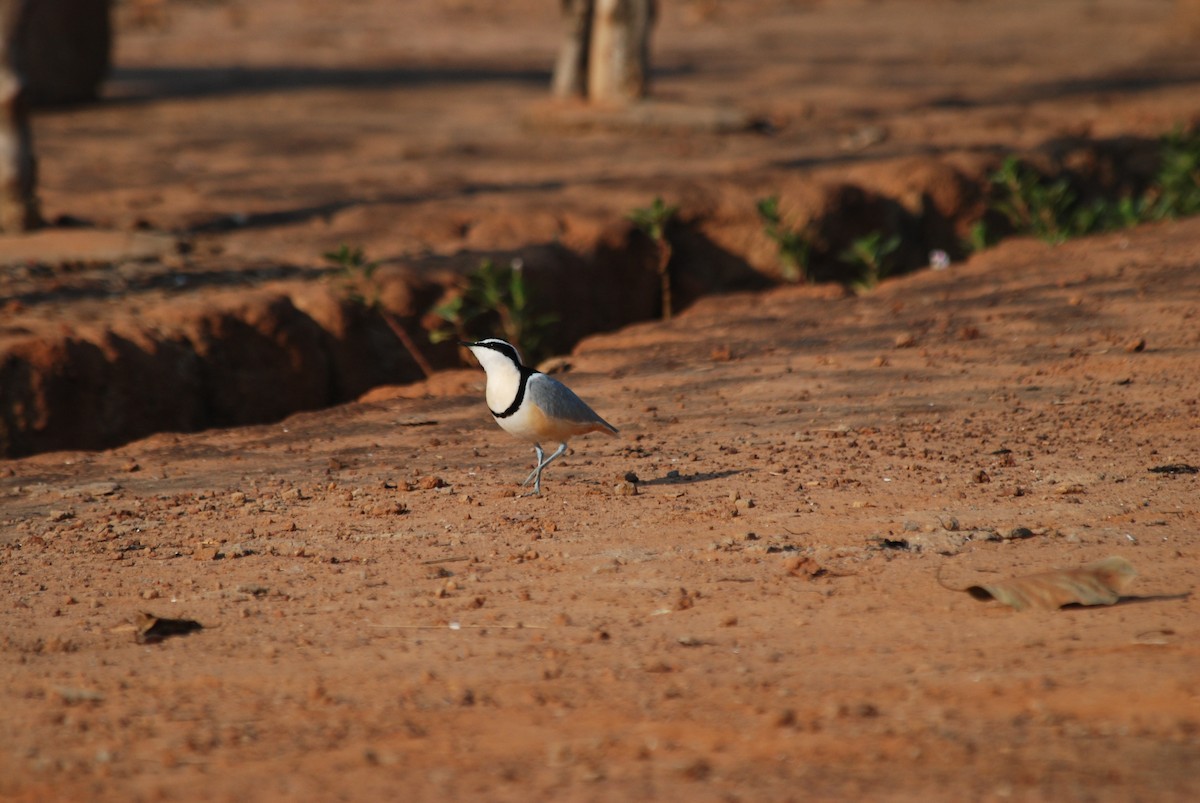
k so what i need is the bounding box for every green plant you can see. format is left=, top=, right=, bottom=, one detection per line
left=324, top=244, right=380, bottom=303
left=324, top=244, right=434, bottom=377
left=988, top=156, right=1082, bottom=244
left=965, top=129, right=1200, bottom=257
left=1074, top=195, right=1148, bottom=235
left=756, top=195, right=811, bottom=282
left=628, top=197, right=679, bottom=320
left=840, top=230, right=901, bottom=292
left=430, top=258, right=557, bottom=363
left=1111, top=195, right=1152, bottom=228
left=1144, top=128, right=1200, bottom=220
left=965, top=219, right=994, bottom=254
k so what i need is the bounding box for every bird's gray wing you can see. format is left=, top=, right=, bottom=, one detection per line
left=529, top=373, right=617, bottom=431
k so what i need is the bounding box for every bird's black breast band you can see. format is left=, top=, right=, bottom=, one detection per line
left=490, top=368, right=537, bottom=419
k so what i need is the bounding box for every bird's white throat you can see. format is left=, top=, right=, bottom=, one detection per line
left=469, top=346, right=524, bottom=413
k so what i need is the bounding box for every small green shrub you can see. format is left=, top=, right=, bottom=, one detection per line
left=324, top=244, right=381, bottom=304
left=430, top=258, right=557, bottom=363
left=628, top=197, right=679, bottom=320
left=756, top=195, right=811, bottom=282
left=840, top=230, right=901, bottom=292
left=324, top=244, right=435, bottom=377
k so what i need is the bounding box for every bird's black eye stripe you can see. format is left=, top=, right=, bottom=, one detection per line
left=477, top=340, right=523, bottom=366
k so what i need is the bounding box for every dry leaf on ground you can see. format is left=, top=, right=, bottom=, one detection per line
left=960, top=556, right=1137, bottom=611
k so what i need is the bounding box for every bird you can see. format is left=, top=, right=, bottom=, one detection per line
left=461, top=338, right=618, bottom=495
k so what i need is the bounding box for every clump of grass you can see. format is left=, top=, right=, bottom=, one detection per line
left=430, top=257, right=557, bottom=363
left=756, top=195, right=812, bottom=282
left=628, top=197, right=679, bottom=320
left=987, top=156, right=1087, bottom=244
left=840, top=230, right=901, bottom=292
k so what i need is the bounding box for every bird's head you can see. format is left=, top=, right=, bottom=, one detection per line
left=461, top=338, right=525, bottom=375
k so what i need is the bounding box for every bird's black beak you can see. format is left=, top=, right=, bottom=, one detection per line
left=458, top=340, right=476, bottom=348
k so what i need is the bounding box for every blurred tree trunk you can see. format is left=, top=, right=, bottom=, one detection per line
left=553, top=0, right=655, bottom=104
left=0, top=0, right=38, bottom=232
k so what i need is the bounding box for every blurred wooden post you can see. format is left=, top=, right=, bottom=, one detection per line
left=553, top=0, right=655, bottom=105
left=0, top=0, right=39, bottom=233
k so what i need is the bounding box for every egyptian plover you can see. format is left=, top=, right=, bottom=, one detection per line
left=462, top=338, right=617, bottom=495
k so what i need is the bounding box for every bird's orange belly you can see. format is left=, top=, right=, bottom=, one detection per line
left=494, top=402, right=603, bottom=444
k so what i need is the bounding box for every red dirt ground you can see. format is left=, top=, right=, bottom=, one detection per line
left=3, top=1, right=1200, bottom=800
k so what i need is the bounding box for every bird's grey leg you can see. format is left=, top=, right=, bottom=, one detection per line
left=521, top=444, right=546, bottom=487
left=525, top=442, right=568, bottom=496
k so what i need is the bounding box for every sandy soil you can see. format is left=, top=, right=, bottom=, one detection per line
left=3, top=1, right=1200, bottom=800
